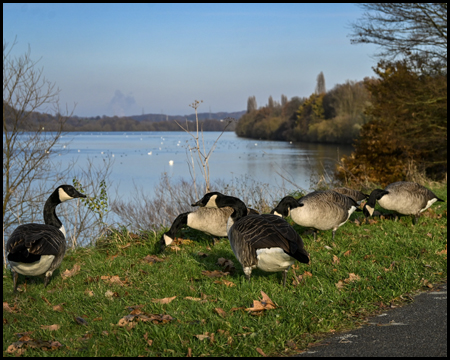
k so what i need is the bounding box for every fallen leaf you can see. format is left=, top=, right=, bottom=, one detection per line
left=335, top=280, right=345, bottom=289
left=345, top=273, right=361, bottom=283
left=194, top=332, right=211, bottom=341
left=6, top=343, right=26, bottom=355
left=324, top=245, right=333, bottom=250
left=105, top=290, right=115, bottom=299
left=201, top=270, right=229, bottom=278
left=256, top=347, right=267, bottom=357
left=332, top=255, right=340, bottom=265
left=303, top=271, right=313, bottom=277
left=152, top=296, right=176, bottom=304
left=213, top=279, right=236, bottom=287
left=184, top=296, right=203, bottom=302
left=52, top=304, right=64, bottom=312
left=260, top=291, right=277, bottom=309
left=119, top=242, right=132, bottom=249
left=187, top=348, right=192, bottom=357
left=197, top=252, right=208, bottom=257
left=40, top=324, right=60, bottom=331
left=426, top=233, right=432, bottom=238
left=101, top=275, right=127, bottom=286
left=3, top=302, right=16, bottom=313
left=343, top=250, right=351, bottom=256
left=143, top=332, right=153, bottom=346
left=169, top=245, right=181, bottom=252
left=85, top=289, right=94, bottom=297
left=143, top=255, right=164, bottom=264
left=214, top=308, right=227, bottom=318
left=61, top=264, right=80, bottom=279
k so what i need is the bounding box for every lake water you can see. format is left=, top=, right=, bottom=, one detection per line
left=53, top=131, right=353, bottom=201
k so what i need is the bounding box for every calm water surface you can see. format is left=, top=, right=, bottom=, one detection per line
left=54, top=131, right=353, bottom=200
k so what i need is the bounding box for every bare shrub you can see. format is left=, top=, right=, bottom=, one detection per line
left=111, top=173, right=293, bottom=232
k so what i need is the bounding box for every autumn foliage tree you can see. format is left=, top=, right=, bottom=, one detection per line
left=337, top=3, right=447, bottom=185
left=336, top=60, right=447, bottom=185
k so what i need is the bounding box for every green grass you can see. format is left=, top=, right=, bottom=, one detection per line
left=3, top=185, right=447, bottom=357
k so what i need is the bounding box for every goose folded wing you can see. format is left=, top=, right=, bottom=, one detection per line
left=9, top=224, right=64, bottom=256
left=234, top=215, right=309, bottom=263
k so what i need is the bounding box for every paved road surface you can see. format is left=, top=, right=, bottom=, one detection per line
left=294, top=282, right=447, bottom=357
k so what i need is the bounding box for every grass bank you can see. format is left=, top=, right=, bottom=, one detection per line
left=3, top=185, right=447, bottom=357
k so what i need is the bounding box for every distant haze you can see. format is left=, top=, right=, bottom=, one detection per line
left=3, top=4, right=379, bottom=117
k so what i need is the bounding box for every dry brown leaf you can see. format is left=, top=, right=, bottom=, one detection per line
left=6, top=343, right=26, bottom=355
left=335, top=280, right=345, bottom=289
left=213, top=279, right=236, bottom=287
left=185, top=296, right=203, bottom=302
left=61, top=264, right=80, bottom=279
left=194, top=332, right=211, bottom=341
left=187, top=348, right=192, bottom=357
left=41, top=296, right=52, bottom=306
left=52, top=304, right=64, bottom=312
left=119, top=242, right=132, bottom=249
left=201, top=270, right=229, bottom=278
left=40, top=324, right=60, bottom=331
left=152, top=296, right=176, bottom=304
left=85, top=289, right=94, bottom=297
left=256, top=347, right=267, bottom=357
left=3, top=302, right=16, bottom=313
left=214, top=308, right=227, bottom=318
left=332, top=255, right=340, bottom=265
left=169, top=245, right=181, bottom=252
left=303, top=271, right=313, bottom=277
left=260, top=291, right=277, bottom=309
left=346, top=273, right=361, bottom=283
left=343, top=250, right=351, bottom=257
left=143, top=254, right=164, bottom=264
left=105, top=290, right=115, bottom=299
left=426, top=233, right=433, bottom=238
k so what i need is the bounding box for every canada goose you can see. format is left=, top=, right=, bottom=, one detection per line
left=6, top=185, right=86, bottom=292
left=192, top=192, right=309, bottom=286
left=333, top=187, right=369, bottom=205
left=363, top=181, right=445, bottom=224
left=160, top=206, right=259, bottom=251
left=270, top=190, right=358, bottom=240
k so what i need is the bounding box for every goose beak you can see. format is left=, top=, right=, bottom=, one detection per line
left=191, top=200, right=204, bottom=207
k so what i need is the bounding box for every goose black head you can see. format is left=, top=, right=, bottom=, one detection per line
left=191, top=192, right=223, bottom=208
left=57, top=185, right=87, bottom=203
left=271, top=196, right=299, bottom=217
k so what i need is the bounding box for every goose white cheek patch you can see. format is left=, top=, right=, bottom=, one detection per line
left=58, top=188, right=74, bottom=202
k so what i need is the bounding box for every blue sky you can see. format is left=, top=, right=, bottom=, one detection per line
left=3, top=3, right=379, bottom=118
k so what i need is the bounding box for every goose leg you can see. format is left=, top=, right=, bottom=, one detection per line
left=243, top=267, right=252, bottom=282
left=313, top=230, right=317, bottom=241
left=283, top=268, right=289, bottom=287
left=44, top=274, right=51, bottom=287
left=332, top=230, right=336, bottom=241
left=12, top=271, right=19, bottom=293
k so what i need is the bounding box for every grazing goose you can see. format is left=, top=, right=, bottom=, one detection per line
left=333, top=187, right=369, bottom=205
left=363, top=181, right=445, bottom=224
left=160, top=206, right=259, bottom=251
left=192, top=192, right=309, bottom=286
left=6, top=185, right=86, bottom=292
left=271, top=190, right=359, bottom=240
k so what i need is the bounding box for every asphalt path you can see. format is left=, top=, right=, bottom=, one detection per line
left=294, top=282, right=447, bottom=357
